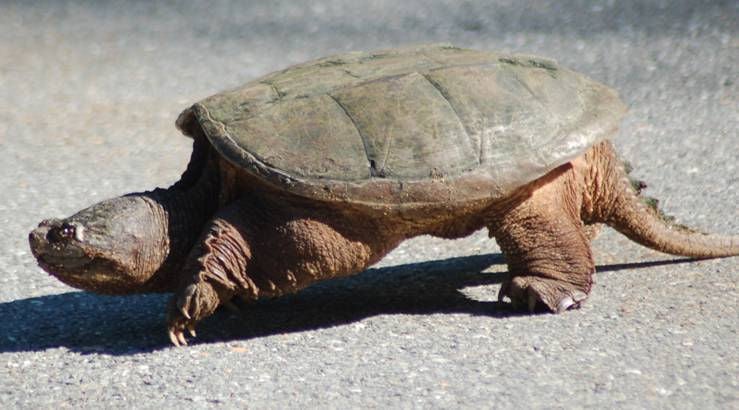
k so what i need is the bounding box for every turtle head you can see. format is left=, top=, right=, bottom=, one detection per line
left=29, top=194, right=170, bottom=294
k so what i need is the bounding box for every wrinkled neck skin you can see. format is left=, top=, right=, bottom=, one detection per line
left=29, top=155, right=219, bottom=295
left=137, top=185, right=218, bottom=292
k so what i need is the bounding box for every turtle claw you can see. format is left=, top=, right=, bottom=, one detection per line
left=168, top=328, right=188, bottom=347
left=167, top=318, right=196, bottom=347
left=167, top=301, right=199, bottom=347
left=557, top=290, right=588, bottom=313
left=167, top=280, right=224, bottom=346
left=557, top=296, right=576, bottom=313
left=178, top=331, right=188, bottom=346
left=500, top=275, right=589, bottom=313
left=167, top=289, right=201, bottom=347
left=168, top=329, right=178, bottom=346
left=167, top=314, right=194, bottom=347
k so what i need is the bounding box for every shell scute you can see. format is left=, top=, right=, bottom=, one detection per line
left=181, top=45, right=627, bottom=205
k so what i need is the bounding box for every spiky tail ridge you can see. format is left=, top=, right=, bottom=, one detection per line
left=587, top=141, right=739, bottom=258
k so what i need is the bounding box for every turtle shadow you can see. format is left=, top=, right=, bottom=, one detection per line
left=0, top=254, right=698, bottom=355
left=0, top=253, right=506, bottom=355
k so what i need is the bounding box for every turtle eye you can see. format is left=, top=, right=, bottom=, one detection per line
left=60, top=223, right=76, bottom=239
left=47, top=223, right=77, bottom=243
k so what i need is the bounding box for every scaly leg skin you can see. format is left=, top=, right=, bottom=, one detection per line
left=168, top=280, right=229, bottom=345
left=167, top=203, right=253, bottom=346
left=490, top=167, right=595, bottom=312
left=166, top=197, right=385, bottom=346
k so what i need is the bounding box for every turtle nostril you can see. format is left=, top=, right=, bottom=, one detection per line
left=29, top=227, right=53, bottom=257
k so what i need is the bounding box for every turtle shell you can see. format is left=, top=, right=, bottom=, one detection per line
left=177, top=44, right=627, bottom=206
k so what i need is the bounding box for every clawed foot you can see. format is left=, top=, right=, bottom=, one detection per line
left=167, top=281, right=222, bottom=347
left=498, top=275, right=589, bottom=313
left=168, top=318, right=197, bottom=347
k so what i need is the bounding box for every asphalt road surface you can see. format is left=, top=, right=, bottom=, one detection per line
left=1, top=1, right=737, bottom=408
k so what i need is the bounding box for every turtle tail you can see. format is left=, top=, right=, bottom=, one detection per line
left=586, top=141, right=739, bottom=258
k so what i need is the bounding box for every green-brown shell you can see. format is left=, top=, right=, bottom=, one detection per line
left=177, top=44, right=627, bottom=206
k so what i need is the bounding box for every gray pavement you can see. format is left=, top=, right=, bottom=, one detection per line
left=1, top=0, right=737, bottom=408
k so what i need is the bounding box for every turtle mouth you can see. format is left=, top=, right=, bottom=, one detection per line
left=29, top=222, right=99, bottom=277
left=29, top=221, right=137, bottom=293
left=36, top=257, right=128, bottom=293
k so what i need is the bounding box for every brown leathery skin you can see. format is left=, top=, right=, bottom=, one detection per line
left=488, top=160, right=595, bottom=311
left=167, top=196, right=402, bottom=342
left=29, top=129, right=739, bottom=346
left=582, top=141, right=739, bottom=257
left=26, top=47, right=737, bottom=346
left=29, top=193, right=174, bottom=295
left=165, top=139, right=739, bottom=344
left=169, top=153, right=531, bottom=338
left=136, top=142, right=224, bottom=292
left=28, top=137, right=220, bottom=295
left=486, top=140, right=738, bottom=311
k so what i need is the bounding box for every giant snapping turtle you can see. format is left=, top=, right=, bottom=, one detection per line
left=28, top=45, right=738, bottom=346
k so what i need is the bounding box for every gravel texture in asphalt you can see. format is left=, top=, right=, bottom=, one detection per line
left=1, top=1, right=737, bottom=408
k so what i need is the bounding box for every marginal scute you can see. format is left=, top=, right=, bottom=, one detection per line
left=203, top=82, right=279, bottom=125
left=183, top=44, right=628, bottom=206
left=498, top=54, right=559, bottom=72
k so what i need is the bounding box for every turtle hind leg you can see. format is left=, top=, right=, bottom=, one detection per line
left=489, top=169, right=595, bottom=312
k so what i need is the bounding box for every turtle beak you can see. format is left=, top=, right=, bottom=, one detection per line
left=29, top=219, right=88, bottom=271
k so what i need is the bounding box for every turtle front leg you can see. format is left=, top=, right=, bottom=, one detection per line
left=167, top=202, right=255, bottom=346
left=489, top=171, right=595, bottom=312
left=166, top=197, right=395, bottom=346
